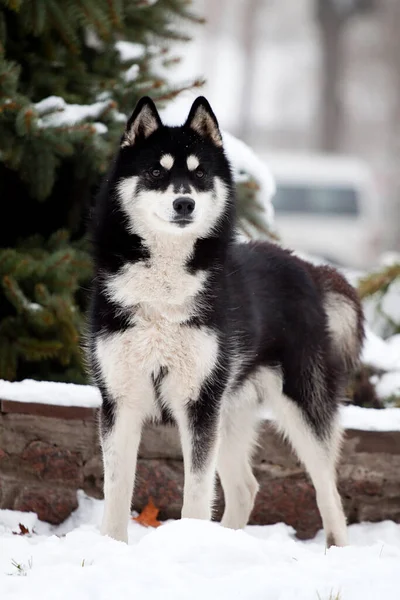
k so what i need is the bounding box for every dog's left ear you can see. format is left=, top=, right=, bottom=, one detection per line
left=122, top=96, right=162, bottom=148
left=185, top=97, right=223, bottom=147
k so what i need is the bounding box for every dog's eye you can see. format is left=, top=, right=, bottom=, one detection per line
left=196, top=169, right=204, bottom=178
left=151, top=168, right=161, bottom=178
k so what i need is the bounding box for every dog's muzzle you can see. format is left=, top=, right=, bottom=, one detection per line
left=173, top=197, right=195, bottom=226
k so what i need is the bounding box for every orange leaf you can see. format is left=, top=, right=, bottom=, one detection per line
left=13, top=523, right=30, bottom=536
left=132, top=498, right=161, bottom=528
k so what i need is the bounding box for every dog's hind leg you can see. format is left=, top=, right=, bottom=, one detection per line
left=217, top=399, right=260, bottom=529
left=267, top=369, right=347, bottom=548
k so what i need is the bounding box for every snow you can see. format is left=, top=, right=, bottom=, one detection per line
left=34, top=96, right=113, bottom=128
left=222, top=130, right=276, bottom=228
left=0, top=379, right=101, bottom=408
left=373, top=371, right=400, bottom=402
left=115, top=40, right=145, bottom=62
left=381, top=280, right=400, bottom=329
left=362, top=329, right=400, bottom=372
left=260, top=403, right=400, bottom=432
left=124, top=63, right=140, bottom=82
left=363, top=279, right=400, bottom=340
left=1, top=493, right=400, bottom=599
left=92, top=122, right=108, bottom=135
left=34, top=96, right=66, bottom=115
left=340, top=404, right=400, bottom=431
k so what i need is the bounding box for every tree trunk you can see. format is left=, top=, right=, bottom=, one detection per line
left=236, top=0, right=262, bottom=142
left=317, top=2, right=344, bottom=152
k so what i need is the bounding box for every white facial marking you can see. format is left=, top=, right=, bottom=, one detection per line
left=160, top=154, right=174, bottom=170
left=117, top=176, right=138, bottom=229
left=187, top=155, right=200, bottom=171
left=117, top=176, right=229, bottom=239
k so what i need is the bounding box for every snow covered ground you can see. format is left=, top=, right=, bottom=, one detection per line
left=1, top=493, right=399, bottom=600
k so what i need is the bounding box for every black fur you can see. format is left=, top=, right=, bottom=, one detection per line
left=88, top=96, right=364, bottom=545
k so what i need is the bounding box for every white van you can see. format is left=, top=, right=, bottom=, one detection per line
left=260, top=152, right=383, bottom=268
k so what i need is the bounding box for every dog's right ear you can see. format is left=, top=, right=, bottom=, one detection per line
left=121, top=97, right=162, bottom=148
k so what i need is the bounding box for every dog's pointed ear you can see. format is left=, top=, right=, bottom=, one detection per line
left=122, top=97, right=162, bottom=148
left=185, top=97, right=223, bottom=147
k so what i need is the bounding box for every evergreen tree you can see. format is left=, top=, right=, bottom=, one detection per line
left=0, top=0, right=273, bottom=383
left=359, top=263, right=400, bottom=337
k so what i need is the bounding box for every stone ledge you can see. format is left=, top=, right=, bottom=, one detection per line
left=1, top=405, right=400, bottom=538
left=0, top=399, right=96, bottom=420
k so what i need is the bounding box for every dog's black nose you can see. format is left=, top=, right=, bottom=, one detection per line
left=173, top=197, right=195, bottom=217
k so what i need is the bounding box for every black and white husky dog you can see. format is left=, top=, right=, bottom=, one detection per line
left=88, top=96, right=364, bottom=547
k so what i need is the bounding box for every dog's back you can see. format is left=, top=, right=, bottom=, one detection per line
left=220, top=240, right=364, bottom=391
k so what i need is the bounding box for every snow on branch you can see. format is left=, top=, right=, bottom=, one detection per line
left=222, top=130, right=276, bottom=229
left=115, top=40, right=146, bottom=61
left=34, top=96, right=114, bottom=129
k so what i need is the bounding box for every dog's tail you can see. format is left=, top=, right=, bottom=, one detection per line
left=318, top=265, right=364, bottom=373
left=308, top=263, right=364, bottom=374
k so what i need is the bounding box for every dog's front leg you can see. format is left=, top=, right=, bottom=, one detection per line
left=175, top=389, right=222, bottom=521
left=99, top=396, right=147, bottom=543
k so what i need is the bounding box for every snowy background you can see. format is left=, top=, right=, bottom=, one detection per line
left=166, top=0, right=400, bottom=257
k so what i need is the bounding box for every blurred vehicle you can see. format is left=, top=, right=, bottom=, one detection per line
left=260, top=152, right=383, bottom=268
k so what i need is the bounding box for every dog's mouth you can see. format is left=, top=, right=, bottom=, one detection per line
left=154, top=213, right=194, bottom=228
left=173, top=217, right=193, bottom=228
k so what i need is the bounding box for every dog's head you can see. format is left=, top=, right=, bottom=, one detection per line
left=115, top=96, right=233, bottom=240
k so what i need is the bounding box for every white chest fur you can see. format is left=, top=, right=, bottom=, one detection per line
left=97, top=235, right=217, bottom=413
left=106, top=234, right=206, bottom=320
left=96, top=319, right=218, bottom=414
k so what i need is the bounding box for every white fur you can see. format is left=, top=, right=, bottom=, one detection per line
left=218, top=378, right=260, bottom=529
left=117, top=177, right=228, bottom=238
left=100, top=404, right=144, bottom=542
left=97, top=323, right=218, bottom=415
left=324, top=291, right=357, bottom=359
left=187, top=155, right=199, bottom=171
left=117, top=175, right=138, bottom=219
left=272, top=397, right=347, bottom=547
left=106, top=234, right=207, bottom=319
left=160, top=154, right=174, bottom=170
